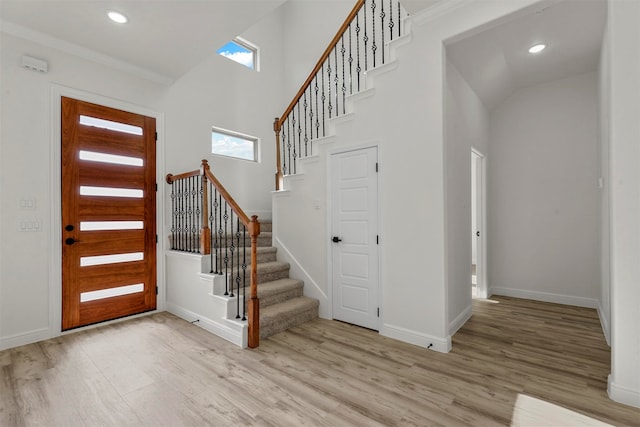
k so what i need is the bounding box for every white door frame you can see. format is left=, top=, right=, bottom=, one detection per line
left=327, top=143, right=381, bottom=330
left=50, top=84, right=166, bottom=339
left=471, top=147, right=487, bottom=299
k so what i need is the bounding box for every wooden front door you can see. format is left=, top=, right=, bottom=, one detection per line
left=61, top=97, right=157, bottom=330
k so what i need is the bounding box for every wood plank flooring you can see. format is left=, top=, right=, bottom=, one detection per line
left=2, top=296, right=639, bottom=426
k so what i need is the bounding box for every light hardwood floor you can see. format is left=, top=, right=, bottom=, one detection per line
left=2, top=296, right=639, bottom=426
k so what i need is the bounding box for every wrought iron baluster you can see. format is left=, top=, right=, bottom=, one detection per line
left=356, top=13, right=361, bottom=91
left=296, top=101, right=302, bottom=160
left=380, top=0, right=385, bottom=65
left=179, top=179, right=185, bottom=251
left=235, top=217, right=241, bottom=319
left=282, top=117, right=291, bottom=175
left=242, top=224, right=247, bottom=321
left=292, top=107, right=298, bottom=174
left=196, top=176, right=202, bottom=252
left=389, top=0, right=394, bottom=42
left=334, top=47, right=339, bottom=116
left=314, top=75, right=320, bottom=139
left=229, top=211, right=235, bottom=306
left=308, top=85, right=314, bottom=147
left=184, top=176, right=193, bottom=252
left=303, top=90, right=309, bottom=157
left=191, top=176, right=197, bottom=252
left=321, top=64, right=326, bottom=136
left=348, top=23, right=353, bottom=95
left=210, top=183, right=215, bottom=273
left=327, top=54, right=333, bottom=119
left=218, top=193, right=224, bottom=277
left=371, top=0, right=377, bottom=68
left=363, top=2, right=368, bottom=71
left=287, top=118, right=292, bottom=175
left=341, top=35, right=346, bottom=114
left=170, top=182, right=176, bottom=250
left=281, top=120, right=287, bottom=175
left=184, top=179, right=189, bottom=251
left=398, top=1, right=401, bottom=38
left=224, top=201, right=231, bottom=297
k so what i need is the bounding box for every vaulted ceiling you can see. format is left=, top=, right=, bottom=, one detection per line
left=446, top=0, right=607, bottom=111
left=1, top=0, right=607, bottom=102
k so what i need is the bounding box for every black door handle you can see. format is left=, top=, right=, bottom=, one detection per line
left=332, top=236, right=342, bottom=243
left=65, top=224, right=74, bottom=231
left=65, top=238, right=77, bottom=245
left=476, top=231, right=480, bottom=237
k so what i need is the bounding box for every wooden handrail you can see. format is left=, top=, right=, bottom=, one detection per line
left=275, top=0, right=365, bottom=132
left=166, top=169, right=199, bottom=183
left=202, top=163, right=251, bottom=228
left=166, top=159, right=261, bottom=348
left=273, top=0, right=364, bottom=190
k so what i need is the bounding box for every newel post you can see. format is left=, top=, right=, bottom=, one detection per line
left=274, top=118, right=283, bottom=191
left=247, top=215, right=261, bottom=348
left=199, top=159, right=211, bottom=255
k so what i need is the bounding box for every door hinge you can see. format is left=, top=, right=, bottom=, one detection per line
left=377, top=307, right=380, bottom=317
left=155, top=183, right=158, bottom=192
left=375, top=162, right=379, bottom=172
left=156, top=286, right=158, bottom=295
left=376, top=235, right=379, bottom=245
left=156, top=234, right=158, bottom=244
left=155, top=131, right=158, bottom=141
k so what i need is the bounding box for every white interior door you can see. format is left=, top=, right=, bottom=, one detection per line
left=331, top=146, right=379, bottom=330
left=472, top=148, right=487, bottom=299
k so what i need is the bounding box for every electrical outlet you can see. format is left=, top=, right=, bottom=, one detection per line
left=18, top=219, right=42, bottom=232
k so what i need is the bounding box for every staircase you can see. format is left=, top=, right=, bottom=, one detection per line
left=200, top=221, right=319, bottom=340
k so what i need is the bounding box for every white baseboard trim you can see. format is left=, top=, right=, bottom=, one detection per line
left=449, top=305, right=472, bottom=336
left=380, top=323, right=451, bottom=353
left=597, top=301, right=610, bottom=346
left=273, top=236, right=329, bottom=319
left=0, top=327, right=51, bottom=351
left=608, top=375, right=640, bottom=408
left=167, top=302, right=246, bottom=348
left=491, top=287, right=599, bottom=309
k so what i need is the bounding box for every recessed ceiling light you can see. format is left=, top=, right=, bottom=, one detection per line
left=528, top=44, right=546, bottom=54
left=107, top=11, right=128, bottom=24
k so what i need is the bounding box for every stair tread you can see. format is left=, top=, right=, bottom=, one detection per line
left=217, top=261, right=288, bottom=273
left=258, top=278, right=303, bottom=294
left=260, top=296, right=319, bottom=319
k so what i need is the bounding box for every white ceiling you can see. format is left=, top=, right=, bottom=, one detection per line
left=0, top=0, right=607, bottom=97
left=0, top=0, right=286, bottom=84
left=446, top=0, right=607, bottom=111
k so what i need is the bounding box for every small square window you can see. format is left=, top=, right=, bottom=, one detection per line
left=216, top=37, right=259, bottom=71
left=212, top=127, right=259, bottom=162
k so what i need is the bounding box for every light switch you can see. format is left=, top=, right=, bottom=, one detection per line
left=19, top=197, right=36, bottom=210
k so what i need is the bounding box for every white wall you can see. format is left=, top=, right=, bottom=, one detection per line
left=488, top=72, right=600, bottom=306
left=273, top=0, right=541, bottom=353
left=597, top=14, right=611, bottom=345
left=607, top=0, right=640, bottom=408
left=162, top=8, right=286, bottom=219
left=444, top=58, right=489, bottom=334
left=281, top=0, right=356, bottom=98
left=0, top=33, right=166, bottom=349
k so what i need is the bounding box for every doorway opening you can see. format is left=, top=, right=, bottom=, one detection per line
left=471, top=148, right=486, bottom=299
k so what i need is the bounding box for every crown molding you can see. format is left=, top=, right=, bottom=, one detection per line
left=0, top=19, right=174, bottom=86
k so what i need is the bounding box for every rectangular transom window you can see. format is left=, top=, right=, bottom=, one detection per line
left=216, top=37, right=259, bottom=71
left=212, top=127, right=259, bottom=162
